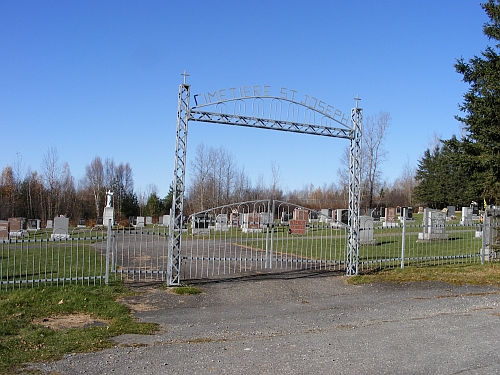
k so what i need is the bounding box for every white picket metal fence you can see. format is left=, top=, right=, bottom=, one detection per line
left=1, top=205, right=498, bottom=289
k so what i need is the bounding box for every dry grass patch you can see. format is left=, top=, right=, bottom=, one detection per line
left=32, top=314, right=109, bottom=330
left=347, top=263, right=500, bottom=285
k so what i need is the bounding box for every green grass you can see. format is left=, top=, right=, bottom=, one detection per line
left=235, top=221, right=482, bottom=268
left=170, top=286, right=201, bottom=295
left=0, top=283, right=158, bottom=374
left=1, top=242, right=112, bottom=289
left=347, top=263, right=500, bottom=285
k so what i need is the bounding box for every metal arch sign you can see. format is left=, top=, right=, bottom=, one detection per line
left=188, top=85, right=354, bottom=140
left=168, top=72, right=362, bottom=286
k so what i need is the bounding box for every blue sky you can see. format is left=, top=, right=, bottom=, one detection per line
left=0, top=0, right=490, bottom=197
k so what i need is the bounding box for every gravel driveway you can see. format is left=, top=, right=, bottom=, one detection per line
left=30, top=270, right=500, bottom=374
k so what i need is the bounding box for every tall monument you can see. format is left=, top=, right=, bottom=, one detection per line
left=103, top=190, right=114, bottom=227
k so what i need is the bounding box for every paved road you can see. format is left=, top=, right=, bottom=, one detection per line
left=31, top=270, right=500, bottom=374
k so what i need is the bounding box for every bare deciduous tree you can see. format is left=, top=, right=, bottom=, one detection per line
left=337, top=111, right=390, bottom=209
left=81, top=156, right=104, bottom=218
left=364, top=111, right=390, bottom=209
left=41, top=147, right=63, bottom=220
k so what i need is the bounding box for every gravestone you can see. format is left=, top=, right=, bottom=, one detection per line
left=483, top=207, right=500, bottom=260
left=319, top=208, right=333, bottom=223
left=102, top=208, right=114, bottom=227
left=418, top=206, right=424, bottom=214
left=332, top=209, right=348, bottom=228
left=289, top=208, right=309, bottom=235
left=135, top=216, right=145, bottom=227
left=0, top=220, right=9, bottom=241
left=418, top=209, right=448, bottom=241
left=78, top=218, right=86, bottom=228
left=96, top=217, right=104, bottom=226
left=46, top=220, right=53, bottom=229
left=28, top=219, right=41, bottom=231
left=191, top=215, right=211, bottom=235
left=146, top=216, right=153, bottom=225
left=398, top=207, right=413, bottom=221
left=230, top=211, right=239, bottom=227
left=293, top=208, right=309, bottom=221
left=472, top=204, right=480, bottom=220
left=309, top=211, right=319, bottom=223
left=162, top=214, right=170, bottom=227
left=383, top=207, right=397, bottom=228
left=371, top=209, right=381, bottom=221
left=460, top=207, right=473, bottom=226
left=446, top=206, right=456, bottom=220
left=51, top=217, right=70, bottom=239
left=259, top=212, right=272, bottom=228
left=215, top=214, right=229, bottom=231
left=380, top=207, right=386, bottom=217
left=281, top=212, right=293, bottom=224
left=289, top=220, right=307, bottom=234
left=241, top=212, right=262, bottom=233
left=9, top=217, right=27, bottom=238
left=359, top=216, right=376, bottom=245
left=336, top=209, right=348, bottom=224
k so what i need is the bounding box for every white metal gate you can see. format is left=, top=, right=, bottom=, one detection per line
left=179, top=200, right=348, bottom=281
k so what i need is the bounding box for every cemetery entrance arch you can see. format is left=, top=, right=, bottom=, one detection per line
left=168, top=73, right=362, bottom=285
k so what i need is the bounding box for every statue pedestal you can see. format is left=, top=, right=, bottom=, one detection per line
left=103, top=207, right=114, bottom=227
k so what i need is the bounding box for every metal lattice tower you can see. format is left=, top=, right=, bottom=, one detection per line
left=168, top=74, right=190, bottom=285
left=347, top=97, right=362, bottom=276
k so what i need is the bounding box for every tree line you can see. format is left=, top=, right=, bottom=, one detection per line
left=1, top=139, right=419, bottom=226
left=186, top=141, right=416, bottom=214
left=0, top=150, right=172, bottom=226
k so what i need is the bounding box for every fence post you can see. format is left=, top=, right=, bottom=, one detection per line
left=105, top=219, right=112, bottom=285
left=265, top=200, right=271, bottom=269
left=401, top=208, right=406, bottom=269
left=481, top=210, right=487, bottom=265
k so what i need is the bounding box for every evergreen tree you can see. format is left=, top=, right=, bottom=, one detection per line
left=449, top=0, right=500, bottom=204
left=121, top=192, right=139, bottom=219
left=144, top=193, right=163, bottom=217
left=415, top=140, right=471, bottom=209
left=163, top=183, right=174, bottom=215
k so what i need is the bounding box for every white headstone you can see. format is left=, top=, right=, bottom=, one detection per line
left=319, top=208, right=333, bottom=223
left=259, top=212, right=272, bottom=228
left=215, top=214, right=229, bottom=231
left=359, top=216, right=376, bottom=245
left=460, top=207, right=473, bottom=226
left=136, top=216, right=145, bottom=227
left=103, top=206, right=114, bottom=227
left=418, top=209, right=448, bottom=240
left=51, top=217, right=70, bottom=239
left=162, top=214, right=170, bottom=227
